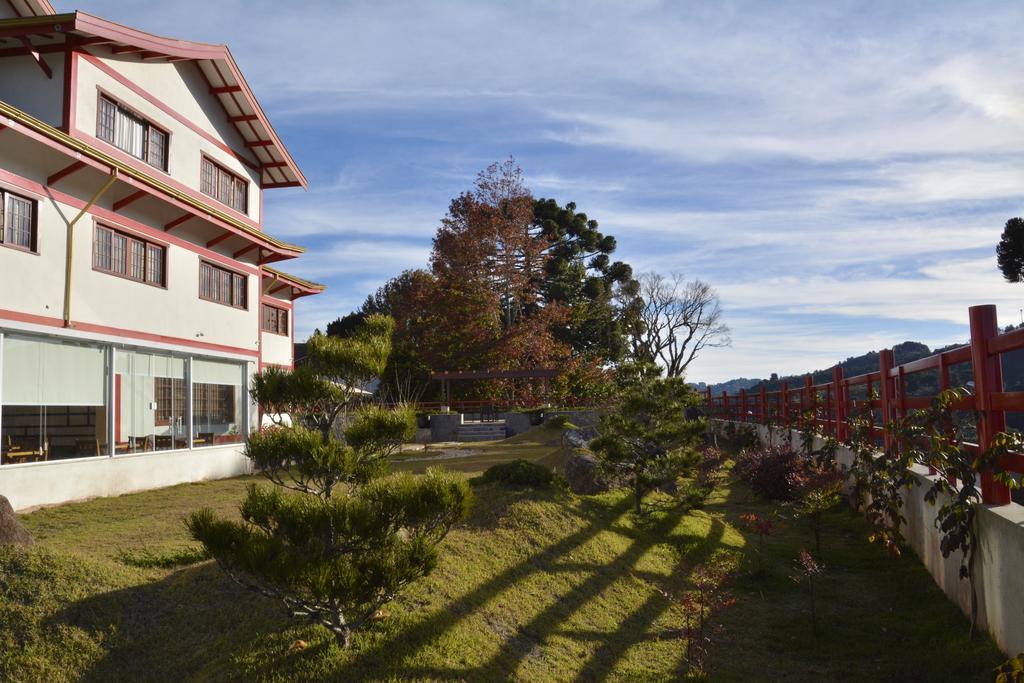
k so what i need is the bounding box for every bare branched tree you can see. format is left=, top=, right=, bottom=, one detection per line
left=629, top=272, right=731, bottom=377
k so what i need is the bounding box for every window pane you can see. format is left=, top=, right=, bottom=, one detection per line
left=192, top=359, right=244, bottom=446
left=280, top=310, right=288, bottom=335
left=6, top=195, right=33, bottom=248
left=220, top=269, right=231, bottom=304
left=201, top=159, right=215, bottom=196
left=148, top=127, right=168, bottom=170
left=111, top=234, right=127, bottom=274
left=97, top=97, right=117, bottom=143
left=130, top=240, right=145, bottom=280
left=115, top=107, right=146, bottom=159
left=233, top=274, right=245, bottom=308
left=233, top=178, right=246, bottom=212
left=93, top=227, right=112, bottom=270
left=218, top=168, right=232, bottom=205
left=146, top=244, right=163, bottom=285
left=2, top=337, right=109, bottom=464
left=116, top=351, right=185, bottom=453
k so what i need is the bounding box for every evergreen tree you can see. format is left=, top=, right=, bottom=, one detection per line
left=188, top=315, right=472, bottom=647
left=997, top=217, right=1024, bottom=283
left=589, top=377, right=705, bottom=514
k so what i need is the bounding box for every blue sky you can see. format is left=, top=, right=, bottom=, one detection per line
left=65, top=1, right=1024, bottom=382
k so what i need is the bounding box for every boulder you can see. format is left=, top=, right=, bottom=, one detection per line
left=562, top=451, right=607, bottom=495
left=0, top=496, right=33, bottom=547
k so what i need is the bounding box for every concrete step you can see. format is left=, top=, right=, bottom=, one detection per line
left=454, top=422, right=507, bottom=442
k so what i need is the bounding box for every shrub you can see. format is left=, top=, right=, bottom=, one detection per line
left=733, top=445, right=810, bottom=501
left=481, top=459, right=557, bottom=488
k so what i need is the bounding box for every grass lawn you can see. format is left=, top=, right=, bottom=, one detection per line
left=1, top=429, right=1005, bottom=682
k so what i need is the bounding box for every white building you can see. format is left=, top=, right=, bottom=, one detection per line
left=0, top=1, right=324, bottom=510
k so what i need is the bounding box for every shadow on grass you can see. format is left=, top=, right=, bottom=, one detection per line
left=48, top=562, right=287, bottom=682
left=49, top=480, right=743, bottom=682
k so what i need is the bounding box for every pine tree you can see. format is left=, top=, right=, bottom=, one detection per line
left=188, top=315, right=472, bottom=647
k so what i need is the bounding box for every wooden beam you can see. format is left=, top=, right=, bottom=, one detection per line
left=260, top=181, right=300, bottom=189
left=206, top=231, right=233, bottom=248
left=209, top=85, right=242, bottom=94
left=245, top=140, right=274, bottom=148
left=110, top=45, right=144, bottom=55
left=229, top=114, right=258, bottom=122
left=19, top=37, right=51, bottom=79
left=111, top=189, right=146, bottom=212
left=47, top=160, right=86, bottom=186
left=269, top=283, right=290, bottom=295
left=233, top=243, right=258, bottom=259
left=163, top=213, right=192, bottom=232
left=261, top=161, right=289, bottom=168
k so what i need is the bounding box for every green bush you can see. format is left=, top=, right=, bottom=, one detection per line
left=481, top=459, right=557, bottom=488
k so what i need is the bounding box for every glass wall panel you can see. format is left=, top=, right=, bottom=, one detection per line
left=115, top=350, right=186, bottom=453
left=1, top=336, right=109, bottom=464
left=192, top=358, right=244, bottom=446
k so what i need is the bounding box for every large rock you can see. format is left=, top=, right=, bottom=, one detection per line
left=0, top=496, right=33, bottom=547
left=562, top=451, right=608, bottom=495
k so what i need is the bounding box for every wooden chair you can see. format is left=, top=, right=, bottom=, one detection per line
left=154, top=434, right=173, bottom=450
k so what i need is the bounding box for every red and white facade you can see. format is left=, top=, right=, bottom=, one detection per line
left=0, top=1, right=323, bottom=510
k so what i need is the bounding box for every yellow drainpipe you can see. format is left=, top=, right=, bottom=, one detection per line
left=63, top=170, right=119, bottom=327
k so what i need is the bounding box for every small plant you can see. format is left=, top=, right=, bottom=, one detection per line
left=481, top=459, right=557, bottom=489
left=653, top=552, right=738, bottom=677
left=791, top=549, right=824, bottom=637
left=717, top=421, right=760, bottom=453
left=544, top=414, right=575, bottom=430
left=740, top=512, right=777, bottom=575
left=116, top=545, right=209, bottom=569
left=733, top=444, right=810, bottom=502
left=794, top=468, right=843, bottom=555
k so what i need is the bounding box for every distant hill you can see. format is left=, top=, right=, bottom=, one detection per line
left=690, top=378, right=763, bottom=395
left=709, top=332, right=1024, bottom=398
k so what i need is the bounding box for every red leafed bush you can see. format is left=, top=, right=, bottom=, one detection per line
left=733, top=444, right=811, bottom=501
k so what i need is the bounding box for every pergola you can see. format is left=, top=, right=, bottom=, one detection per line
left=430, top=368, right=559, bottom=407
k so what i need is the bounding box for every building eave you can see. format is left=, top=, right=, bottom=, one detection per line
left=0, top=99, right=306, bottom=260
left=262, top=266, right=326, bottom=299
left=0, top=11, right=308, bottom=189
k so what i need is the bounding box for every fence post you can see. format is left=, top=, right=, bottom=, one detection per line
left=782, top=380, right=790, bottom=421
left=759, top=384, right=767, bottom=425
left=739, top=388, right=748, bottom=422
left=969, top=305, right=1010, bottom=505
left=721, top=391, right=730, bottom=422
left=879, top=349, right=895, bottom=453
left=804, top=374, right=814, bottom=432
left=832, top=366, right=845, bottom=441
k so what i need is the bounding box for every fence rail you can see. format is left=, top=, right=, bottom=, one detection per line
left=704, top=304, right=1023, bottom=505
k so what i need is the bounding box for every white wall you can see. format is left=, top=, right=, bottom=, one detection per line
left=0, top=444, right=252, bottom=511
left=0, top=169, right=260, bottom=354
left=0, top=54, right=65, bottom=127
left=729, top=421, right=1024, bottom=657
left=74, top=53, right=262, bottom=222
left=260, top=328, right=292, bottom=367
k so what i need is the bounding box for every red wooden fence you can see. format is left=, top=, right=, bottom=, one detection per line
left=704, top=304, right=1024, bottom=505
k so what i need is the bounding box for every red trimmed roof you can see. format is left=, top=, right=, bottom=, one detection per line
left=1, top=10, right=307, bottom=189
left=6, top=0, right=56, bottom=17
